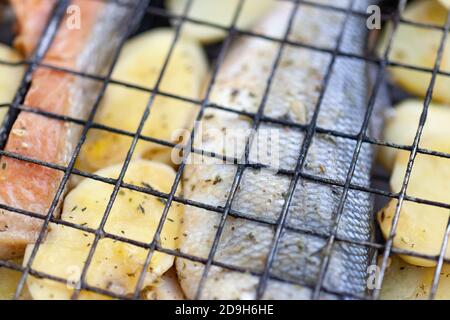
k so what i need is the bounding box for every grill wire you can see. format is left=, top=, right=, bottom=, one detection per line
left=0, top=0, right=448, bottom=300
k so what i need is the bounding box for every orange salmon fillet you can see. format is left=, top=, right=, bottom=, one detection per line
left=0, top=0, right=107, bottom=259
left=10, top=0, right=56, bottom=57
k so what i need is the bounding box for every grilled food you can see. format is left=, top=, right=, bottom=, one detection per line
left=379, top=0, right=450, bottom=104
left=166, top=0, right=275, bottom=43
left=380, top=255, right=450, bottom=300
left=0, top=44, right=24, bottom=125
left=144, top=268, right=185, bottom=300
left=439, top=0, right=450, bottom=10
left=177, top=0, right=376, bottom=299
left=10, top=0, right=55, bottom=56
left=378, top=136, right=450, bottom=267
left=76, top=29, right=208, bottom=172
left=0, top=259, right=22, bottom=300
left=0, top=0, right=139, bottom=259
left=25, top=160, right=183, bottom=299
left=378, top=100, right=450, bottom=171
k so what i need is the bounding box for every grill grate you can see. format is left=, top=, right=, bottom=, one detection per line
left=0, top=0, right=448, bottom=300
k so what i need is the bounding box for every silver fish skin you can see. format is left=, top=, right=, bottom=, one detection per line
left=0, top=0, right=140, bottom=259
left=177, top=0, right=377, bottom=299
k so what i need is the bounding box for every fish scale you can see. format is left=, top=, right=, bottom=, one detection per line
left=178, top=0, right=378, bottom=299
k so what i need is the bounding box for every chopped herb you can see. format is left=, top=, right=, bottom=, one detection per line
left=71, top=205, right=78, bottom=212
left=157, top=198, right=167, bottom=205
left=141, top=182, right=153, bottom=189
left=213, top=175, right=223, bottom=185
left=167, top=218, right=174, bottom=223
left=1, top=163, right=6, bottom=170
left=246, top=232, right=256, bottom=242
left=204, top=114, right=215, bottom=120
left=81, top=207, right=87, bottom=212
left=138, top=204, right=145, bottom=214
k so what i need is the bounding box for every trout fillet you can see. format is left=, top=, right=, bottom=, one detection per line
left=0, top=0, right=139, bottom=259
left=177, top=0, right=376, bottom=299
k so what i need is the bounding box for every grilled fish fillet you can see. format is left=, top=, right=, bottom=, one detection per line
left=177, top=0, right=376, bottom=299
left=10, top=0, right=56, bottom=57
left=0, top=0, right=139, bottom=259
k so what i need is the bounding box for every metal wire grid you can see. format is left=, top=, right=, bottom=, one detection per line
left=0, top=0, right=448, bottom=300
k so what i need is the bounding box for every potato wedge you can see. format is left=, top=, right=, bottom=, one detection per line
left=439, top=0, right=450, bottom=10
left=25, top=160, right=183, bottom=300
left=378, top=137, right=450, bottom=267
left=378, top=100, right=450, bottom=170
left=379, top=0, right=450, bottom=103
left=76, top=29, right=207, bottom=172
left=166, top=0, right=275, bottom=43
left=0, top=44, right=24, bottom=124
left=380, top=255, right=450, bottom=300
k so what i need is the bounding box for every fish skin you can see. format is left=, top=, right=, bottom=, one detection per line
left=0, top=0, right=139, bottom=259
left=177, top=0, right=376, bottom=299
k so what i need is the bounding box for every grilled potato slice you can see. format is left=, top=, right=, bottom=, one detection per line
left=0, top=261, right=22, bottom=300
left=439, top=0, right=450, bottom=10
left=379, top=0, right=450, bottom=103
left=0, top=44, right=24, bottom=124
left=166, top=0, right=275, bottom=43
left=378, top=137, right=450, bottom=267
left=25, top=160, right=183, bottom=300
left=380, top=255, right=450, bottom=300
left=77, top=29, right=207, bottom=172
left=378, top=100, right=450, bottom=170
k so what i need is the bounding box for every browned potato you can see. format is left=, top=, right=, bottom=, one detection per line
left=25, top=160, right=183, bottom=300
left=0, top=44, right=24, bottom=124
left=166, top=0, right=275, bottom=43
left=0, top=261, right=22, bottom=300
left=378, top=100, right=450, bottom=171
left=379, top=0, right=450, bottom=103
left=381, top=255, right=450, bottom=300
left=438, top=0, right=450, bottom=10
left=76, top=29, right=207, bottom=172
left=378, top=137, right=450, bottom=267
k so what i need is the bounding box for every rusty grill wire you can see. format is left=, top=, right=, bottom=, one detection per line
left=0, top=0, right=448, bottom=300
